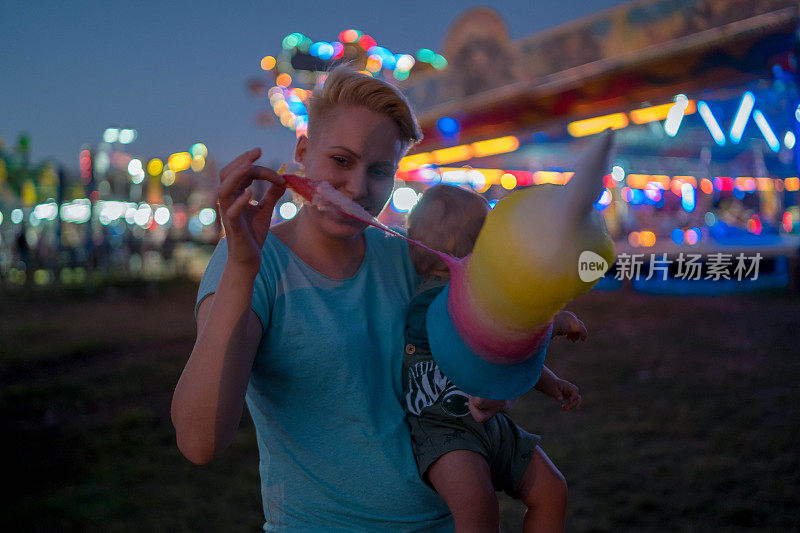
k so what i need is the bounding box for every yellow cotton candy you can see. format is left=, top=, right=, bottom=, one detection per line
left=464, top=131, right=616, bottom=331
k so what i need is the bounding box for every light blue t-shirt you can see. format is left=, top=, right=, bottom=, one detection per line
left=196, top=227, right=452, bottom=532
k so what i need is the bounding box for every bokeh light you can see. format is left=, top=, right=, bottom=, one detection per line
left=391, top=187, right=419, bottom=212
left=279, top=202, right=298, bottom=220
left=260, top=55, right=276, bottom=70
left=148, top=158, right=163, bottom=176
left=198, top=208, right=216, bottom=225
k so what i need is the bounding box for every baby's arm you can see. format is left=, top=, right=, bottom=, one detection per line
left=467, top=396, right=516, bottom=423
left=534, top=366, right=582, bottom=411
left=551, top=310, right=587, bottom=342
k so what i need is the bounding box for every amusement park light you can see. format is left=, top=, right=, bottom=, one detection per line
left=567, top=113, right=628, bottom=137
left=630, top=100, right=696, bottom=124
left=697, top=101, right=726, bottom=146
left=391, top=187, right=419, bottom=212
left=168, top=152, right=192, bottom=172
left=752, top=110, right=780, bottom=152
left=500, top=173, right=517, bottom=190
left=729, top=91, right=755, bottom=144
left=681, top=183, right=696, bottom=212
left=161, top=169, right=176, bottom=186
left=260, top=55, right=276, bottom=70
left=118, top=129, right=137, bottom=144
left=432, top=144, right=472, bottom=165
left=437, top=116, right=460, bottom=137
left=279, top=202, right=298, bottom=220
left=103, top=128, right=120, bottom=143
left=148, top=158, right=164, bottom=175
left=471, top=136, right=519, bottom=158
left=664, top=95, right=689, bottom=137
left=154, top=207, right=170, bottom=226
left=399, top=153, right=433, bottom=171
left=198, top=207, right=216, bottom=225
left=417, top=48, right=435, bottom=62
left=785, top=131, right=796, bottom=150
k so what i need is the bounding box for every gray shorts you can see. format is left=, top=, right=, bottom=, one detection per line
left=407, top=411, right=541, bottom=498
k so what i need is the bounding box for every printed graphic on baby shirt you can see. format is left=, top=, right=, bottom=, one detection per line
left=406, top=360, right=469, bottom=417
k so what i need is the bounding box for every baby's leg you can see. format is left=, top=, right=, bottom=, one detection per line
left=517, top=446, right=567, bottom=533
left=427, top=450, right=499, bottom=533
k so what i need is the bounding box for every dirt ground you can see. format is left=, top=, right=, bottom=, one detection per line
left=2, top=281, right=798, bottom=532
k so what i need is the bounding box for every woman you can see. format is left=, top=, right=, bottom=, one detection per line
left=171, top=65, right=453, bottom=531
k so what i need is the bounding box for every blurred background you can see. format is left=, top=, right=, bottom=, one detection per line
left=2, top=0, right=799, bottom=530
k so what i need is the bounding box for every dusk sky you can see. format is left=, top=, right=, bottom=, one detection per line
left=2, top=0, right=630, bottom=173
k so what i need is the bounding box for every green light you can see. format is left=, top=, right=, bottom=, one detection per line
left=432, top=54, right=447, bottom=69
left=282, top=34, right=299, bottom=49
left=417, top=48, right=434, bottom=63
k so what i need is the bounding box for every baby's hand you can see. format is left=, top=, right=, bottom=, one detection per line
left=467, top=396, right=516, bottom=423
left=553, top=379, right=582, bottom=411
left=552, top=310, right=587, bottom=342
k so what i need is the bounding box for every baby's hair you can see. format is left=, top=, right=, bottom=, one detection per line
left=307, top=63, right=422, bottom=151
left=407, top=184, right=489, bottom=276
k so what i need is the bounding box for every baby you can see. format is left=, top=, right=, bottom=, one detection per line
left=403, top=184, right=585, bottom=532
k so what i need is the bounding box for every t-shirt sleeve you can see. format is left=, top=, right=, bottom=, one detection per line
left=194, top=238, right=273, bottom=333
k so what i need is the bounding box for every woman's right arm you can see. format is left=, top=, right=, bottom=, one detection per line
left=171, top=148, right=286, bottom=464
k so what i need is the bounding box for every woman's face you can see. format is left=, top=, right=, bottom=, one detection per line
left=295, top=105, right=406, bottom=239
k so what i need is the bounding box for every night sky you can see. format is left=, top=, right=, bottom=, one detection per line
left=1, top=0, right=630, bottom=173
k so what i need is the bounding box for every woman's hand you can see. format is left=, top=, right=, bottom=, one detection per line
left=218, top=148, right=286, bottom=269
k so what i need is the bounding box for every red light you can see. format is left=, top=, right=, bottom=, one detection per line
left=358, top=34, right=376, bottom=51
left=173, top=211, right=187, bottom=229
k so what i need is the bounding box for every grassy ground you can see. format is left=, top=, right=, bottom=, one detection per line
left=1, top=282, right=798, bottom=532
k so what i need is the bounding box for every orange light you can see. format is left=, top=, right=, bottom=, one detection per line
left=276, top=73, right=292, bottom=87
left=471, top=136, right=519, bottom=158
left=399, top=153, right=433, bottom=171
left=260, top=56, right=276, bottom=70
left=628, top=231, right=641, bottom=247
left=756, top=177, right=773, bottom=191
left=626, top=174, right=649, bottom=189
left=639, top=230, right=656, bottom=247
left=432, top=145, right=473, bottom=165
left=650, top=175, right=671, bottom=189
left=673, top=175, right=697, bottom=187
left=365, top=57, right=382, bottom=73
left=168, top=152, right=192, bottom=172
left=785, top=177, right=799, bottom=191
left=700, top=178, right=714, bottom=195
left=629, top=100, right=696, bottom=124
left=567, top=113, right=628, bottom=137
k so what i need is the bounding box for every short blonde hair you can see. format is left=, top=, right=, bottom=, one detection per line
left=307, top=64, right=422, bottom=150
left=407, top=184, right=489, bottom=276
